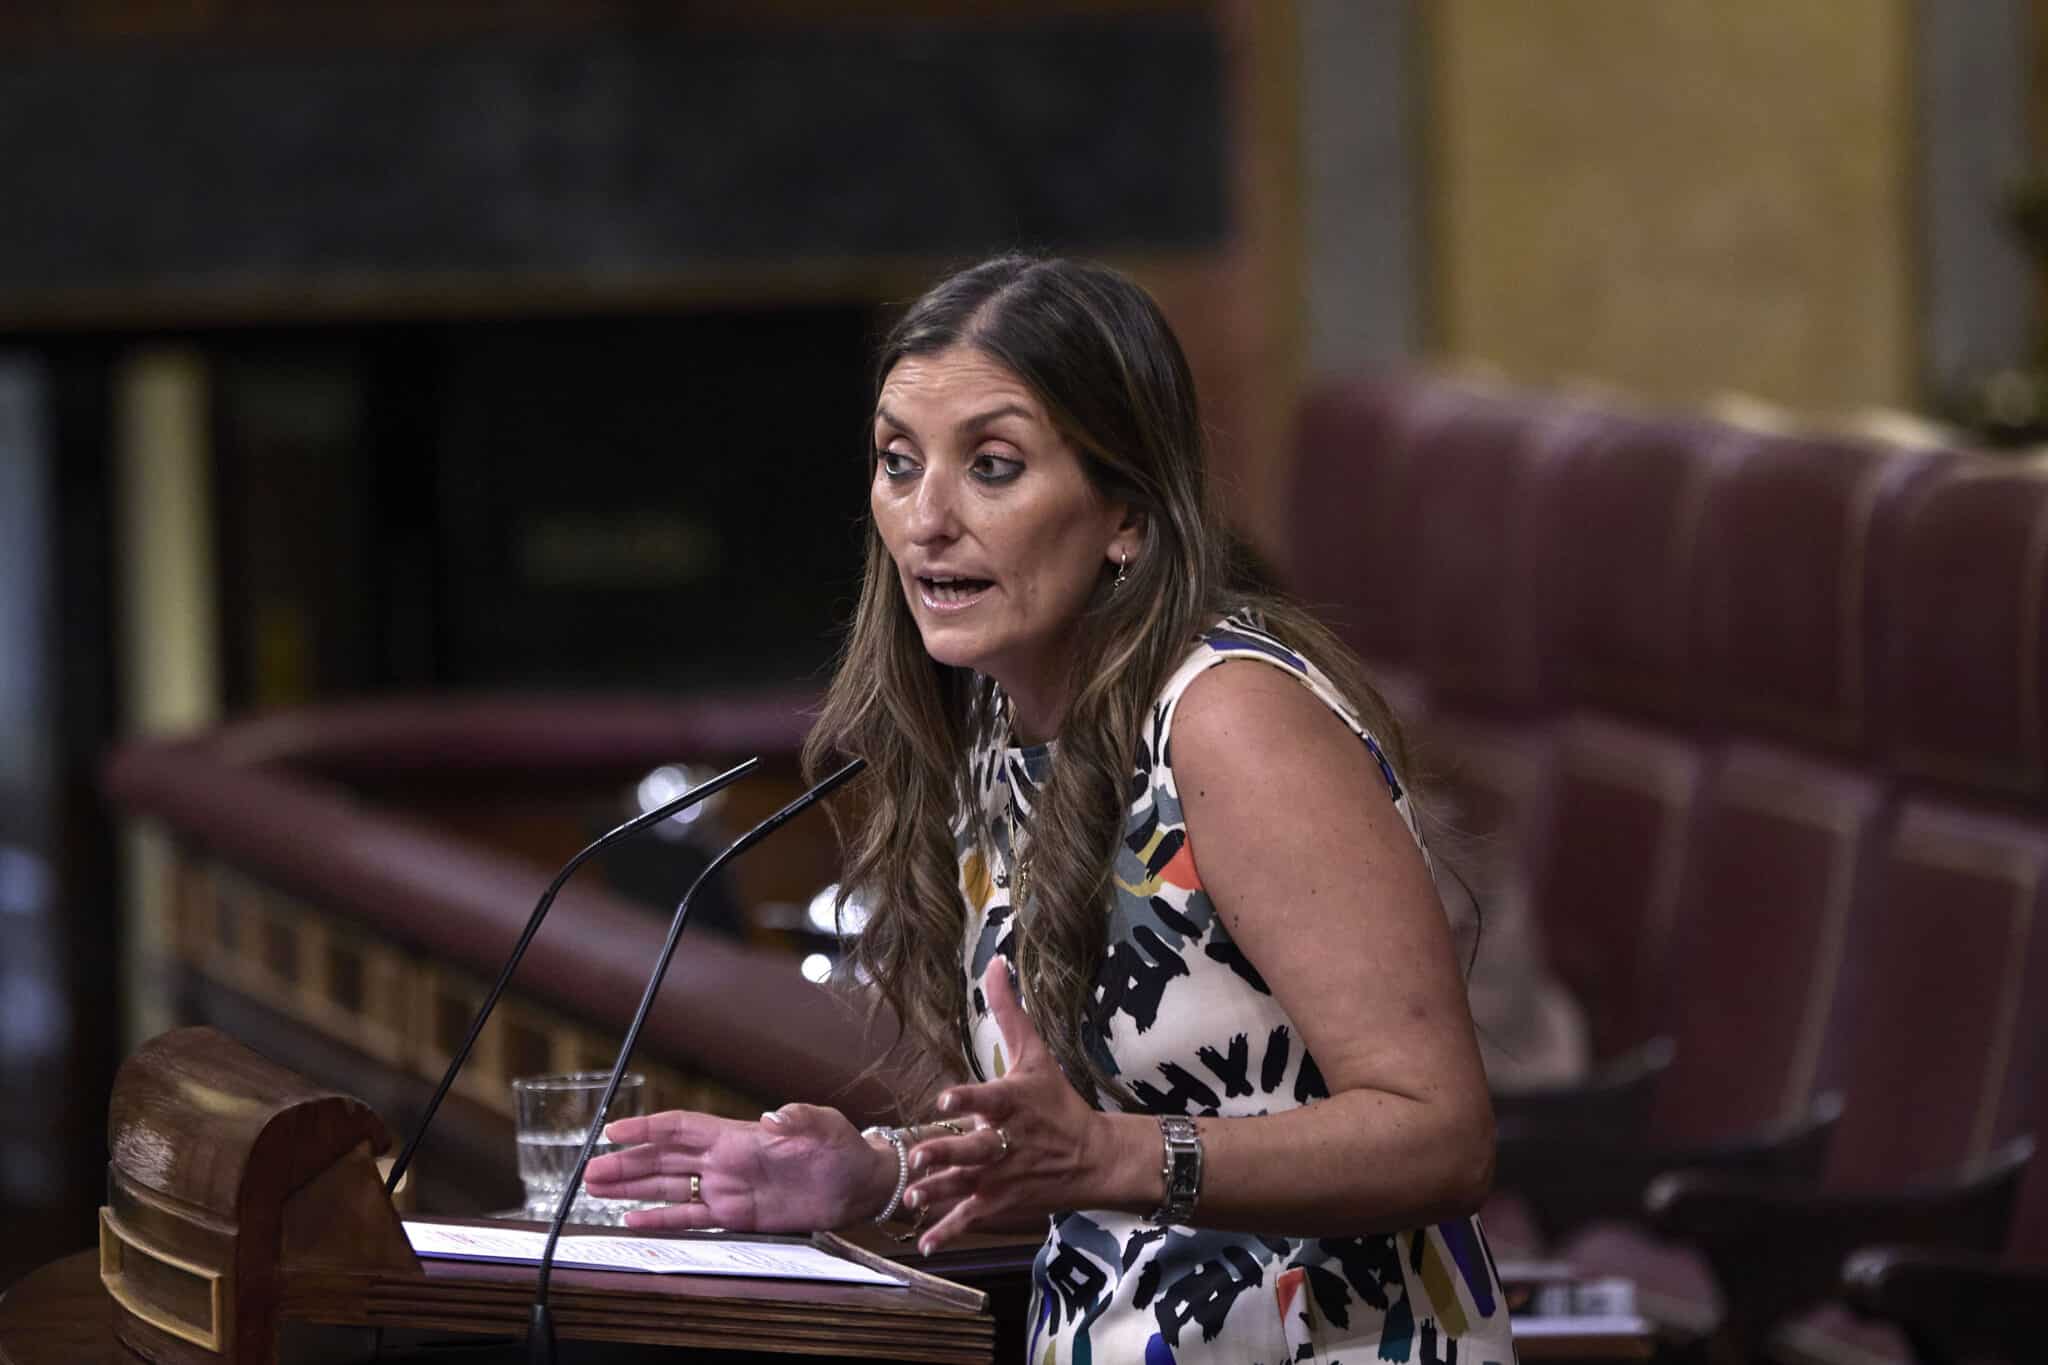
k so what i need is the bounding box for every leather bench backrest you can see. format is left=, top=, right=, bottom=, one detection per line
left=1528, top=713, right=1703, bottom=1064
left=1285, top=377, right=1426, bottom=673
left=1407, top=392, right=1589, bottom=716
left=1542, top=411, right=1731, bottom=725
left=1282, top=377, right=2047, bottom=1179
left=1816, top=801, right=2048, bottom=1189
left=1882, top=460, right=2048, bottom=800
left=1649, top=744, right=1882, bottom=1143
left=1690, top=431, right=1950, bottom=758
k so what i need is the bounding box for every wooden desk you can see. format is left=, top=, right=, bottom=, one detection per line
left=2, top=1250, right=982, bottom=1365
left=0, top=1254, right=121, bottom=1365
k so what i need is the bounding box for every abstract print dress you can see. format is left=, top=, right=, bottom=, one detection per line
left=958, top=613, right=1518, bottom=1365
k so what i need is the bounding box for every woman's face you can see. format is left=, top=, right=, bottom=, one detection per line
left=870, top=344, right=1134, bottom=727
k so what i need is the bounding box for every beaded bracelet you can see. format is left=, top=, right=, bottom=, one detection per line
left=862, top=1125, right=911, bottom=1223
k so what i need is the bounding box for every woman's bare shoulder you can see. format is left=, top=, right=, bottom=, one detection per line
left=1169, top=656, right=1363, bottom=777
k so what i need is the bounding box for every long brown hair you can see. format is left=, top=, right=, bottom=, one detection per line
left=804, top=254, right=1409, bottom=1112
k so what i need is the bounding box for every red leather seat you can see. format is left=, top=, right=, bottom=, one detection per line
left=1882, top=460, right=2048, bottom=800
left=1527, top=713, right=1703, bottom=1065
left=1818, top=801, right=2048, bottom=1190
left=1284, top=375, right=1427, bottom=676
left=1647, top=743, right=1884, bottom=1142
left=1507, top=410, right=1726, bottom=1063
left=1690, top=431, right=1952, bottom=757
left=1340, top=383, right=1589, bottom=931
left=1541, top=744, right=1881, bottom=1341
left=1542, top=409, right=1737, bottom=726
left=1407, top=388, right=1591, bottom=716
left=1772, top=800, right=2048, bottom=1361
left=1631, top=800, right=2048, bottom=1364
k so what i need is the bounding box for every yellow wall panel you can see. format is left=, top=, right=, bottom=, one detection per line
left=1430, top=0, right=1915, bottom=411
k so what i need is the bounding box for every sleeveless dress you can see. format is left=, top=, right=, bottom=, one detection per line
left=957, top=612, right=1519, bottom=1365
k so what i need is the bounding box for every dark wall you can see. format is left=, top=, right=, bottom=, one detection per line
left=434, top=309, right=875, bottom=690
left=0, top=15, right=1226, bottom=299
left=0, top=348, right=119, bottom=1289
left=197, top=306, right=876, bottom=704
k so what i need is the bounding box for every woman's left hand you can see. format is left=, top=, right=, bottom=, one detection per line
left=586, top=1102, right=890, bottom=1234
left=903, top=955, right=1139, bottom=1255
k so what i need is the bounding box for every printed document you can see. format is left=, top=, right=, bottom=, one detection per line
left=403, top=1221, right=900, bottom=1286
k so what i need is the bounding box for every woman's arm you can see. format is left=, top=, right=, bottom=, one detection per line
left=905, top=660, right=1495, bottom=1249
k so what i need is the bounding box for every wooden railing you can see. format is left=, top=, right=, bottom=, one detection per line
left=104, top=694, right=896, bottom=1213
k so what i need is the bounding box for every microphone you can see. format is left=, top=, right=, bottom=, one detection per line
left=384, top=756, right=761, bottom=1196
left=527, top=757, right=867, bottom=1364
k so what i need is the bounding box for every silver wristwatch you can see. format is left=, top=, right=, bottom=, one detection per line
left=1150, top=1115, right=1203, bottom=1225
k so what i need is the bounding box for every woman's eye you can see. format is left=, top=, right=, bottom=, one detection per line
left=877, top=447, right=917, bottom=478
left=971, top=452, right=1023, bottom=483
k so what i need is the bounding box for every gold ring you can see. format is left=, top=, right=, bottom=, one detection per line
left=688, top=1172, right=702, bottom=1203
left=993, top=1127, right=1011, bottom=1160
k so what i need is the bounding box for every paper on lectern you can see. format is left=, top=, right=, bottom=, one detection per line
left=402, top=1220, right=901, bottom=1286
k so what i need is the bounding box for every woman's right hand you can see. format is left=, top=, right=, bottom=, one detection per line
left=584, top=1103, right=895, bottom=1233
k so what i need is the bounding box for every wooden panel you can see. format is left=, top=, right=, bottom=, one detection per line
left=172, top=852, right=764, bottom=1127
left=1429, top=0, right=1916, bottom=411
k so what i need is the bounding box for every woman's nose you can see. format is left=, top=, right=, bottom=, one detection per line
left=907, top=468, right=960, bottom=542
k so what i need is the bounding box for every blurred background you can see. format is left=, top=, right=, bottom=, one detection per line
left=5, top=3, right=2047, bottom=1356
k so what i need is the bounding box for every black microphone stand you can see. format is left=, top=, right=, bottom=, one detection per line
left=527, top=757, right=866, bottom=1364
left=383, top=756, right=760, bottom=1197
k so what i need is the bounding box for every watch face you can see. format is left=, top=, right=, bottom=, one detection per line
left=1151, top=1117, right=1203, bottom=1223
left=1166, top=1125, right=1201, bottom=1190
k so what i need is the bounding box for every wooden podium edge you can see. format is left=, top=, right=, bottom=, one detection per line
left=273, top=1217, right=996, bottom=1362
left=99, top=1207, right=228, bottom=1354
left=94, top=1027, right=999, bottom=1363
left=391, top=1214, right=989, bottom=1317
left=282, top=1276, right=994, bottom=1365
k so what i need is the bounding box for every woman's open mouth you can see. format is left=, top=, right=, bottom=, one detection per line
left=917, top=575, right=994, bottom=611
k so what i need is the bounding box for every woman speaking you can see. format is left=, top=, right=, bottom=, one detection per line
left=585, top=255, right=1516, bottom=1364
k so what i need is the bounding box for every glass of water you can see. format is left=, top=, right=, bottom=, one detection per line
left=511, top=1071, right=647, bottom=1226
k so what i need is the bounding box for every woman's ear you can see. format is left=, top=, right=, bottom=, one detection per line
left=1107, top=505, right=1147, bottom=567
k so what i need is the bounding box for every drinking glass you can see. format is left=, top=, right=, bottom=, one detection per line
left=511, top=1071, right=647, bottom=1226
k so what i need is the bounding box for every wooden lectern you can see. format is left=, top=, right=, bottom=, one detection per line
left=92, top=1028, right=993, bottom=1364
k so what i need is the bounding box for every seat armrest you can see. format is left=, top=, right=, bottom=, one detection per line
left=1647, top=1135, right=2031, bottom=1256
left=1492, top=1036, right=1674, bottom=1136
left=1642, top=1136, right=2033, bottom=1358
left=1493, top=1089, right=1839, bottom=1245
left=1841, top=1244, right=2044, bottom=1365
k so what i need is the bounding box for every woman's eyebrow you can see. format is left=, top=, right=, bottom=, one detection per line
left=873, top=401, right=1038, bottom=437
left=954, top=402, right=1035, bottom=434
